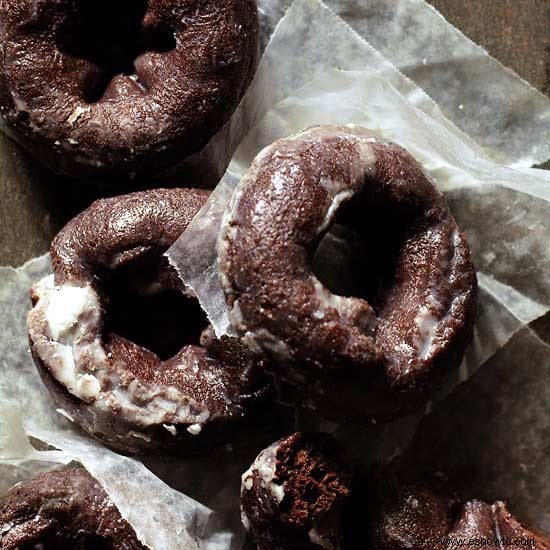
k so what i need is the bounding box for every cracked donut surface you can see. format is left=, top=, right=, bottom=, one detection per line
left=218, top=124, right=477, bottom=422
left=240, top=432, right=353, bottom=550
left=0, top=468, right=144, bottom=549
left=27, top=188, right=271, bottom=454
left=0, top=0, right=258, bottom=181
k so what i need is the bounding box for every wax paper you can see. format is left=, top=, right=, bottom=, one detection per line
left=175, top=0, right=549, bottom=188
left=1, top=0, right=550, bottom=547
left=308, top=0, right=550, bottom=167
left=393, top=323, right=550, bottom=532
left=168, top=63, right=550, bottom=467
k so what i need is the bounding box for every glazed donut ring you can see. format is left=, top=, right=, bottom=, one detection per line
left=0, top=0, right=258, bottom=181
left=28, top=188, right=271, bottom=454
left=0, top=468, right=144, bottom=549
left=219, top=125, right=477, bottom=422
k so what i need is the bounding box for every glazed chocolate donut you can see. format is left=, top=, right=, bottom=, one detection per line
left=366, top=474, right=550, bottom=550
left=27, top=188, right=272, bottom=454
left=240, top=432, right=353, bottom=550
left=0, top=468, right=144, bottom=549
left=219, top=124, right=477, bottom=422
left=0, top=0, right=258, bottom=181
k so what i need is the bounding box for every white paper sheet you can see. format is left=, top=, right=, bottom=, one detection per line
left=306, top=0, right=550, bottom=167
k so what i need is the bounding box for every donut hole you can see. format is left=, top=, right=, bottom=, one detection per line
left=56, top=0, right=176, bottom=103
left=101, top=251, right=208, bottom=360
left=312, top=195, right=418, bottom=313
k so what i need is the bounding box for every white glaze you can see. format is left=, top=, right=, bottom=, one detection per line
left=28, top=276, right=212, bottom=429
left=412, top=228, right=460, bottom=361
left=75, top=373, right=101, bottom=401
left=241, top=441, right=285, bottom=503
left=414, top=299, right=441, bottom=361
left=129, top=431, right=151, bottom=443
left=44, top=279, right=97, bottom=342
left=219, top=125, right=381, bottom=363
left=67, top=105, right=88, bottom=125
left=163, top=424, right=177, bottom=436
left=310, top=278, right=377, bottom=335
left=186, top=423, right=202, bottom=435
left=0, top=522, right=14, bottom=536
left=240, top=509, right=251, bottom=532
left=316, top=189, right=354, bottom=236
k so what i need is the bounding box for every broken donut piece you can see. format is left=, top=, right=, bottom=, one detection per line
left=240, top=432, right=353, bottom=550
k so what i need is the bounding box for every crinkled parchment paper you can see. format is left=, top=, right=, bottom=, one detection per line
left=393, top=322, right=550, bottom=532
left=315, top=0, right=550, bottom=167
left=190, top=0, right=549, bottom=184
left=1, top=0, right=549, bottom=547
left=175, top=0, right=550, bottom=186
left=169, top=64, right=550, bottom=460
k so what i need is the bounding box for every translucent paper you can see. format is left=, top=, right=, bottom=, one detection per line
left=168, top=66, right=550, bottom=470
left=309, top=0, right=550, bottom=167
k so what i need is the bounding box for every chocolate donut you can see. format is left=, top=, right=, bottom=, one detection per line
left=366, top=475, right=550, bottom=550
left=240, top=432, right=353, bottom=550
left=0, top=468, right=144, bottom=549
left=365, top=475, right=458, bottom=550
left=218, top=125, right=477, bottom=422
left=0, top=0, right=258, bottom=181
left=27, top=188, right=272, bottom=454
left=241, top=439, right=550, bottom=550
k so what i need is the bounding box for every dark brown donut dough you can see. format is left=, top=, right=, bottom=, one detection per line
left=242, top=447, right=550, bottom=550
left=0, top=0, right=258, bottom=182
left=366, top=474, right=550, bottom=550
left=27, top=188, right=272, bottom=454
left=218, top=124, right=477, bottom=422
left=0, top=468, right=144, bottom=549
left=240, top=432, right=353, bottom=550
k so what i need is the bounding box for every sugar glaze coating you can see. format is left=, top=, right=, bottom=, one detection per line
left=27, top=188, right=271, bottom=453
left=219, top=125, right=477, bottom=422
